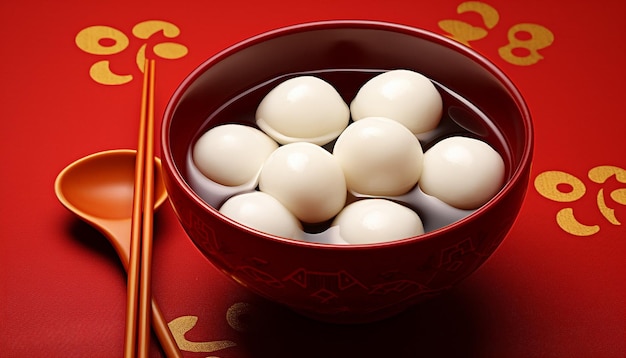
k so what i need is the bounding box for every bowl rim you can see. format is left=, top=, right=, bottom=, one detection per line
left=161, top=19, right=533, bottom=250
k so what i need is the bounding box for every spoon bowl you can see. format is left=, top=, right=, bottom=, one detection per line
left=55, top=149, right=167, bottom=219
left=55, top=149, right=167, bottom=265
left=54, top=149, right=181, bottom=357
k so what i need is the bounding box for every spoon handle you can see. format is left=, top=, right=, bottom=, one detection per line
left=151, top=298, right=183, bottom=358
left=103, top=219, right=183, bottom=357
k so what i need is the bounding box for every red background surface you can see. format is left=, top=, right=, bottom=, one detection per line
left=1, top=0, right=624, bottom=357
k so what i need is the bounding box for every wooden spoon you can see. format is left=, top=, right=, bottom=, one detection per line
left=54, top=149, right=182, bottom=358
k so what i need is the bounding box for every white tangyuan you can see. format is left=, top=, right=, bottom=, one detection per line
left=193, top=124, right=278, bottom=186
left=258, top=142, right=347, bottom=223
left=332, top=199, right=424, bottom=244
left=420, top=136, right=505, bottom=210
left=219, top=191, right=304, bottom=240
left=256, top=76, right=350, bottom=146
left=350, top=69, right=442, bottom=135
left=333, top=117, right=424, bottom=196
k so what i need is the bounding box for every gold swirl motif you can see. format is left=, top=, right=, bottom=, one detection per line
left=437, top=1, right=499, bottom=46
left=437, top=20, right=489, bottom=46
left=75, top=25, right=129, bottom=55
left=534, top=166, right=626, bottom=236
left=132, top=20, right=189, bottom=72
left=555, top=208, right=600, bottom=237
left=132, top=20, right=182, bottom=39
left=588, top=166, right=626, bottom=225
left=534, top=170, right=594, bottom=236
left=226, top=302, right=254, bottom=332
left=588, top=165, right=626, bottom=183
left=167, top=316, right=236, bottom=353
left=534, top=171, right=586, bottom=202
left=457, top=1, right=499, bottom=29
left=498, top=23, right=555, bottom=66
left=89, top=60, right=132, bottom=85
left=154, top=42, right=189, bottom=59
left=76, top=20, right=188, bottom=84
left=611, top=189, right=626, bottom=205
left=437, top=2, right=554, bottom=66
left=136, top=44, right=148, bottom=74
left=596, top=189, right=619, bottom=225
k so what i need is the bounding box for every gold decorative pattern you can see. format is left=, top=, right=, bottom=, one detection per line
left=168, top=315, right=236, bottom=354
left=226, top=302, right=254, bottom=332
left=534, top=166, right=625, bottom=236
left=438, top=1, right=554, bottom=66
left=75, top=20, right=188, bottom=85
left=438, top=1, right=499, bottom=46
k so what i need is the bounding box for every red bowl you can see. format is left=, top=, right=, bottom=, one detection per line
left=161, top=20, right=533, bottom=324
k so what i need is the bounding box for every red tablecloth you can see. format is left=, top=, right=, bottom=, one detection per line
left=1, top=1, right=624, bottom=357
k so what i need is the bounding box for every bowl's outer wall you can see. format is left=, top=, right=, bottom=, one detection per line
left=162, top=21, right=533, bottom=323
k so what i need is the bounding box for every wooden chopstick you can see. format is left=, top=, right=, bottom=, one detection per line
left=138, top=58, right=156, bottom=358
left=124, top=60, right=183, bottom=358
left=125, top=59, right=152, bottom=358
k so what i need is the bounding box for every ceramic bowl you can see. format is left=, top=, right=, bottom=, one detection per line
left=161, top=20, right=533, bottom=324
